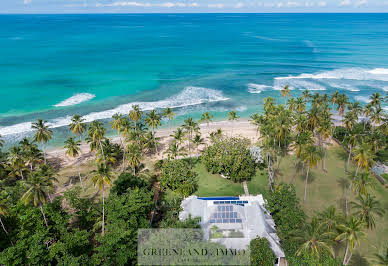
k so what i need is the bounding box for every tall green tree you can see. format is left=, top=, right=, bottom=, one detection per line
left=145, top=110, right=161, bottom=153
left=351, top=194, right=385, bottom=230
left=69, top=114, right=87, bottom=141
left=183, top=118, right=199, bottom=157
left=199, top=112, right=214, bottom=128
left=64, top=137, right=83, bottom=190
left=301, top=145, right=322, bottom=203
left=335, top=216, right=366, bottom=265
left=126, top=143, right=142, bottom=175
left=87, top=121, right=107, bottom=166
left=31, top=119, right=53, bottom=163
left=280, top=85, right=291, bottom=104
left=91, top=164, right=113, bottom=236
left=162, top=107, right=176, bottom=129
left=21, top=172, right=53, bottom=227
left=227, top=110, right=239, bottom=135
left=353, top=142, right=375, bottom=176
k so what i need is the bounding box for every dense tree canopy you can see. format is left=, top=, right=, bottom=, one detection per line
left=202, top=137, right=256, bottom=182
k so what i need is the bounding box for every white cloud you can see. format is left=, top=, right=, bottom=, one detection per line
left=354, top=0, right=367, bottom=7
left=208, top=3, right=224, bottom=8
left=24, top=0, right=32, bottom=4
left=304, top=1, right=314, bottom=7
left=277, top=1, right=301, bottom=7
left=339, top=0, right=351, bottom=6
left=318, top=1, right=327, bottom=6
left=234, top=2, right=244, bottom=8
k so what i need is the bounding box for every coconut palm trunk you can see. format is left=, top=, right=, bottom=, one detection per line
left=346, top=145, right=352, bottom=172
left=304, top=166, right=310, bottom=203
left=102, top=185, right=105, bottom=236
left=99, top=140, right=106, bottom=166
left=0, top=217, right=8, bottom=235
left=343, top=244, right=349, bottom=265
left=79, top=172, right=84, bottom=191
left=40, top=205, right=48, bottom=227
left=345, top=183, right=351, bottom=217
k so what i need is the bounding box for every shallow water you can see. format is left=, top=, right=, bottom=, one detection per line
left=1, top=13, right=388, bottom=146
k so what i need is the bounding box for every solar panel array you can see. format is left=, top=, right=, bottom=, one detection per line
left=209, top=205, right=242, bottom=224
left=213, top=200, right=248, bottom=207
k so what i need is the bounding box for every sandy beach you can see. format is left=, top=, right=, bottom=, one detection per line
left=47, top=119, right=260, bottom=168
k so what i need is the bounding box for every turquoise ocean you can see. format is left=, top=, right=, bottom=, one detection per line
left=1, top=13, right=388, bottom=147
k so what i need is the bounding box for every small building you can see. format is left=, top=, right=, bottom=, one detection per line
left=179, top=195, right=285, bottom=265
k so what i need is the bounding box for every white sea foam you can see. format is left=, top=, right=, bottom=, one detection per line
left=327, top=82, right=360, bottom=92
left=274, top=79, right=325, bottom=91
left=247, top=83, right=271, bottom=94
left=368, top=68, right=388, bottom=75
left=382, top=86, right=388, bottom=92
left=0, top=87, right=229, bottom=136
left=54, top=93, right=96, bottom=107
left=354, top=96, right=371, bottom=103
left=275, top=68, right=388, bottom=82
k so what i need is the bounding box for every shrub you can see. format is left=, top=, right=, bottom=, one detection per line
left=201, top=137, right=256, bottom=182
left=160, top=159, right=198, bottom=196
left=249, top=237, right=277, bottom=266
left=333, top=126, right=347, bottom=142
left=111, top=172, right=150, bottom=195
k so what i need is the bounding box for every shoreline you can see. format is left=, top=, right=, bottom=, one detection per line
left=47, top=119, right=259, bottom=168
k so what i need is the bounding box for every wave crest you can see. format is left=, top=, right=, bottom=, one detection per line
left=0, top=87, right=229, bottom=136
left=54, top=93, right=96, bottom=107
left=247, top=83, right=271, bottom=94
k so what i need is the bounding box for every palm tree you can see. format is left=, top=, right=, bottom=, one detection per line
left=64, top=137, right=83, bottom=190
left=69, top=114, right=87, bottom=141
left=183, top=118, right=199, bottom=156
left=336, top=94, right=349, bottom=116
left=91, top=164, right=113, bottom=236
left=330, top=91, right=340, bottom=110
left=0, top=134, right=4, bottom=150
left=370, top=247, right=388, bottom=265
left=32, top=119, right=53, bottom=163
left=21, top=172, right=52, bottom=227
left=129, top=104, right=142, bottom=125
left=353, top=142, right=375, bottom=176
left=263, top=97, right=275, bottom=112
left=280, top=85, right=290, bottom=104
left=193, top=133, right=205, bottom=153
left=199, top=112, right=214, bottom=128
left=165, top=142, right=186, bottom=159
left=19, top=138, right=42, bottom=171
left=318, top=205, right=343, bottom=233
left=370, top=92, right=382, bottom=108
left=163, top=107, right=176, bottom=129
left=351, top=172, right=375, bottom=197
left=345, top=129, right=359, bottom=172
left=7, top=146, right=26, bottom=179
left=335, top=216, right=366, bottom=265
left=301, top=145, right=322, bottom=203
left=170, top=127, right=186, bottom=146
left=126, top=143, right=142, bottom=175
left=351, top=194, right=385, bottom=229
left=293, top=219, right=334, bottom=258
left=295, top=97, right=306, bottom=114
left=249, top=113, right=261, bottom=136
left=145, top=110, right=161, bottom=153
left=87, top=121, right=106, bottom=166
left=302, top=90, right=311, bottom=102
left=0, top=201, right=9, bottom=235
left=370, top=107, right=384, bottom=126
left=227, top=110, right=239, bottom=135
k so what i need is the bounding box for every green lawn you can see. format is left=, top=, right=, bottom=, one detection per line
left=276, top=145, right=388, bottom=265
left=193, top=145, right=388, bottom=264
left=193, top=163, right=268, bottom=197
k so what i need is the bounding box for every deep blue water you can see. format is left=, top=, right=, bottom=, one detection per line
left=1, top=13, right=388, bottom=146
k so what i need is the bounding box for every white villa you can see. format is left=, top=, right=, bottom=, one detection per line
left=179, top=195, right=286, bottom=265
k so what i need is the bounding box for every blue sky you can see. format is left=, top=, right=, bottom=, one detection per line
left=1, top=0, right=388, bottom=13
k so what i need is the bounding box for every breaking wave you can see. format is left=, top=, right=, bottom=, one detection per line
left=247, top=83, right=271, bottom=94
left=354, top=96, right=371, bottom=103
left=275, top=68, right=388, bottom=82
left=54, top=93, right=96, bottom=107
left=0, top=87, right=229, bottom=136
